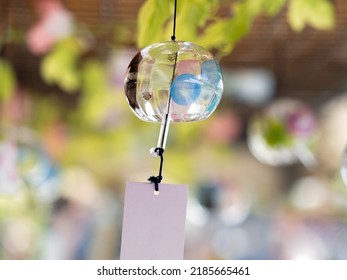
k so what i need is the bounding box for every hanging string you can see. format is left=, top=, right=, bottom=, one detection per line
left=148, top=148, right=164, bottom=193
left=171, top=0, right=178, bottom=41
left=148, top=0, right=179, bottom=193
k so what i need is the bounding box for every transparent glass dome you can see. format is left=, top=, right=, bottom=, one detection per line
left=124, top=41, right=223, bottom=122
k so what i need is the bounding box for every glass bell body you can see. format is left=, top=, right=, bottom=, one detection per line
left=124, top=41, right=223, bottom=122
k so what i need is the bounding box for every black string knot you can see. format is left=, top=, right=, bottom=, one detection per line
left=148, top=148, right=164, bottom=192
left=148, top=175, right=162, bottom=192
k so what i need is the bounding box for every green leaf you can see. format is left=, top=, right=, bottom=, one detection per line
left=137, top=0, right=172, bottom=47
left=79, top=60, right=116, bottom=125
left=138, top=0, right=219, bottom=47
left=196, top=19, right=234, bottom=52
left=262, top=0, right=287, bottom=16
left=288, top=0, right=335, bottom=32
left=238, top=0, right=287, bottom=16
left=226, top=12, right=253, bottom=43
left=262, top=119, right=293, bottom=147
left=81, top=60, right=106, bottom=94
left=0, top=59, right=17, bottom=101
left=60, top=69, right=80, bottom=93
left=136, top=0, right=335, bottom=57
left=172, top=0, right=218, bottom=41
left=41, top=52, right=61, bottom=84
left=40, top=38, right=82, bottom=92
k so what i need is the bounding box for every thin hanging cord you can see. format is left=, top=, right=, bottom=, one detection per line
left=148, top=0, right=178, bottom=192
left=171, top=0, right=178, bottom=41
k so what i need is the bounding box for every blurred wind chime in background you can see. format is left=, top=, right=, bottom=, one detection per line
left=120, top=0, right=223, bottom=259
left=0, top=0, right=62, bottom=202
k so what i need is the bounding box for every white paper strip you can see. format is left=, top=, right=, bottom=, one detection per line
left=120, top=181, right=188, bottom=260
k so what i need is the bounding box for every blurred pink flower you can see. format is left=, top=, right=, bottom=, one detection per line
left=286, top=108, right=316, bottom=137
left=27, top=0, right=73, bottom=55
left=2, top=88, right=32, bottom=124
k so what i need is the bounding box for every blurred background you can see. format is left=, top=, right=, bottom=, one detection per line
left=1, top=0, right=347, bottom=260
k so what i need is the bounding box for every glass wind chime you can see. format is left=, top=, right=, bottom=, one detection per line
left=124, top=0, right=223, bottom=193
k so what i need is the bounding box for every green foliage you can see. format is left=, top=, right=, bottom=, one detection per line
left=138, top=0, right=220, bottom=47
left=263, top=0, right=287, bottom=15
left=288, top=0, right=335, bottom=31
left=79, top=59, right=117, bottom=126
left=137, top=0, right=172, bottom=47
left=137, top=0, right=335, bottom=56
left=0, top=58, right=17, bottom=101
left=137, top=0, right=288, bottom=54
left=168, top=0, right=220, bottom=42
left=40, top=38, right=83, bottom=93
